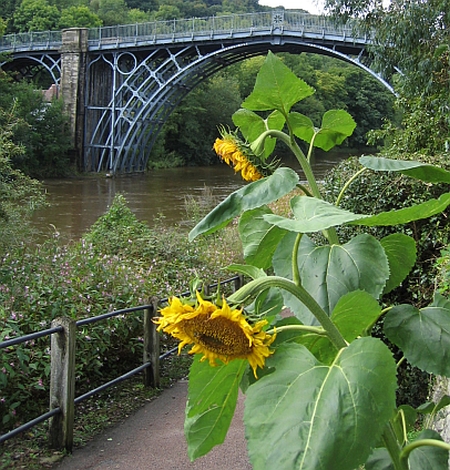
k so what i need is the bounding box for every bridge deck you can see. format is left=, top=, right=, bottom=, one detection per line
left=0, top=11, right=368, bottom=54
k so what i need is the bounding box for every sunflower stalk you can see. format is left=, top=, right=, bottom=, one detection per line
left=228, top=276, right=347, bottom=350
left=252, top=128, right=340, bottom=246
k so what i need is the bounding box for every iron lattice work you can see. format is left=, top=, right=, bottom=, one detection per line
left=1, top=52, right=61, bottom=87
left=83, top=11, right=387, bottom=173
left=0, top=11, right=394, bottom=173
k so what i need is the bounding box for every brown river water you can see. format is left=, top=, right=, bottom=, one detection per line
left=32, top=151, right=354, bottom=241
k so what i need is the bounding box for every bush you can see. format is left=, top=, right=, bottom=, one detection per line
left=0, top=194, right=242, bottom=432
left=436, top=246, right=450, bottom=295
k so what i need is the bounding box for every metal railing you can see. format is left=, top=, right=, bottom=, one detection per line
left=0, top=11, right=363, bottom=53
left=0, top=275, right=243, bottom=451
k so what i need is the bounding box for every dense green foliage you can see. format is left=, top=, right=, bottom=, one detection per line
left=325, top=0, right=449, bottom=155
left=0, top=193, right=242, bottom=432
left=0, top=71, right=72, bottom=177
left=0, top=116, right=47, bottom=252
left=436, top=246, right=450, bottom=297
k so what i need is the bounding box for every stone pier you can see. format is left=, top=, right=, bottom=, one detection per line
left=60, top=28, right=88, bottom=170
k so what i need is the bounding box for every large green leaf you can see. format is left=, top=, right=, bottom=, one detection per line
left=273, top=233, right=389, bottom=325
left=239, top=206, right=287, bottom=269
left=225, top=263, right=267, bottom=280
left=313, top=110, right=356, bottom=151
left=289, top=109, right=356, bottom=150
left=331, top=290, right=382, bottom=340
left=384, top=297, right=450, bottom=376
left=185, top=356, right=246, bottom=461
left=264, top=195, right=368, bottom=233
left=242, top=51, right=315, bottom=113
left=365, top=448, right=394, bottom=470
left=244, top=338, right=397, bottom=470
left=289, top=111, right=315, bottom=143
left=380, top=233, right=417, bottom=294
left=408, top=429, right=449, bottom=470
left=188, top=167, right=299, bottom=241
left=360, top=155, right=450, bottom=183
left=263, top=193, right=450, bottom=233
left=349, top=193, right=450, bottom=227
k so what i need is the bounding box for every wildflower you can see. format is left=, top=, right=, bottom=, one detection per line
left=213, top=128, right=276, bottom=182
left=153, top=292, right=275, bottom=377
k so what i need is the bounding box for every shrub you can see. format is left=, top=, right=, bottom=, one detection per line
left=0, top=194, right=242, bottom=432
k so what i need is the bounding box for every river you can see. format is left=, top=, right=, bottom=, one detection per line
left=32, top=151, right=354, bottom=240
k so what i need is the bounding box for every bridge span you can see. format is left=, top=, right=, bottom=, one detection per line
left=0, top=11, right=391, bottom=173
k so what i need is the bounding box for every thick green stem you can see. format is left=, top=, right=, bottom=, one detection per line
left=228, top=276, right=347, bottom=350
left=382, top=423, right=408, bottom=470
left=400, top=439, right=450, bottom=466
left=292, top=233, right=303, bottom=286
left=260, top=129, right=340, bottom=245
left=267, top=324, right=326, bottom=336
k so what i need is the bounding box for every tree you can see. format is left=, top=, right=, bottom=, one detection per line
left=0, top=18, right=6, bottom=35
left=124, top=0, right=158, bottom=12
left=153, top=4, right=181, bottom=20
left=126, top=7, right=150, bottom=23
left=0, top=71, right=72, bottom=177
left=324, top=0, right=450, bottom=154
left=59, top=5, right=103, bottom=28
left=0, top=110, right=47, bottom=252
left=13, top=0, right=60, bottom=32
left=90, top=0, right=130, bottom=25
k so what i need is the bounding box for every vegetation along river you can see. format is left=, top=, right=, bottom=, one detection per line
left=33, top=150, right=356, bottom=240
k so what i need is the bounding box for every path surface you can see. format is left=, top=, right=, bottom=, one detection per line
left=54, top=380, right=252, bottom=470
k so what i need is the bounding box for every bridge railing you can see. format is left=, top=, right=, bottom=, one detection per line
left=0, top=30, right=62, bottom=52
left=87, top=11, right=358, bottom=45
left=0, top=11, right=364, bottom=53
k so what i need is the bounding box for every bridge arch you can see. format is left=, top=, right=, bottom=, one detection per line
left=85, top=37, right=393, bottom=173
left=1, top=52, right=61, bottom=87
left=0, top=12, right=394, bottom=173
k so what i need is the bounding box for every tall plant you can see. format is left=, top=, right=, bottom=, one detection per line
left=154, top=52, right=450, bottom=470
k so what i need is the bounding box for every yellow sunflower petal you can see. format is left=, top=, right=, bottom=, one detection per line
left=154, top=293, right=275, bottom=377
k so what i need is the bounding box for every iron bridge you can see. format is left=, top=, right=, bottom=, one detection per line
left=0, top=11, right=391, bottom=173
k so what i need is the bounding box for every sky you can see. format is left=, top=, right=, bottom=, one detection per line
left=259, top=0, right=326, bottom=15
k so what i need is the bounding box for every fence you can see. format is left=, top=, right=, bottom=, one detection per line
left=0, top=11, right=362, bottom=53
left=0, top=275, right=243, bottom=451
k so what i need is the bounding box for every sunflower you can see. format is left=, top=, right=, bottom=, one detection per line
left=153, top=292, right=275, bottom=377
left=213, top=128, right=276, bottom=182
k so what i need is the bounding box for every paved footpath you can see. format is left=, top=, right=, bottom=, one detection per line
left=54, top=380, right=252, bottom=470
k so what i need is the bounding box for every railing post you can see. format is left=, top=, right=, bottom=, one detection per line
left=143, top=298, right=160, bottom=388
left=234, top=274, right=244, bottom=292
left=49, top=317, right=76, bottom=452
